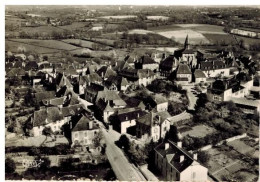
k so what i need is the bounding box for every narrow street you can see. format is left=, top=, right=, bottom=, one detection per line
left=101, top=128, right=146, bottom=181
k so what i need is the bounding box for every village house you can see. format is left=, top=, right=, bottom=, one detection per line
left=104, top=75, right=129, bottom=91
left=31, top=107, right=66, bottom=136
left=78, top=73, right=102, bottom=95
left=159, top=55, right=179, bottom=77
left=136, top=111, right=171, bottom=142
left=71, top=115, right=100, bottom=147
left=135, top=55, right=159, bottom=71
left=119, top=67, right=157, bottom=87
left=148, top=94, right=168, bottom=112
left=199, top=59, right=230, bottom=78
left=194, top=69, right=207, bottom=83
left=231, top=27, right=260, bottom=38
left=154, top=140, right=208, bottom=181
left=120, top=94, right=146, bottom=110
left=110, top=108, right=147, bottom=134
left=84, top=83, right=105, bottom=103
left=96, top=66, right=117, bottom=80
left=95, top=90, right=127, bottom=123
left=176, top=63, right=192, bottom=83
left=207, top=79, right=246, bottom=102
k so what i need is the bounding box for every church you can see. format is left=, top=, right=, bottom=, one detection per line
left=159, top=35, right=204, bottom=78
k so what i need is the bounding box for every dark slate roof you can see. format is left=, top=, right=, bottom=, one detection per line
left=210, top=79, right=243, bottom=94
left=194, top=69, right=206, bottom=78
left=176, top=64, right=192, bottom=74
left=85, top=83, right=104, bottom=95
left=154, top=140, right=196, bottom=172
left=200, top=60, right=227, bottom=70
left=79, top=73, right=102, bottom=85
left=96, top=66, right=117, bottom=79
left=105, top=75, right=129, bottom=88
left=116, top=108, right=147, bottom=122
left=56, top=73, right=73, bottom=88
left=137, top=112, right=162, bottom=126
left=32, top=107, right=64, bottom=127
left=72, top=115, right=99, bottom=132
left=160, top=55, right=178, bottom=71
left=137, top=55, right=157, bottom=64
left=120, top=95, right=144, bottom=108
left=25, top=61, right=38, bottom=71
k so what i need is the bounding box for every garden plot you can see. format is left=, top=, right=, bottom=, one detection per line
left=181, top=124, right=216, bottom=138
left=157, top=29, right=210, bottom=44
left=227, top=139, right=255, bottom=155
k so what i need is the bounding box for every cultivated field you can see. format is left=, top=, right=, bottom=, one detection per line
left=157, top=29, right=210, bottom=45
left=128, top=29, right=155, bottom=35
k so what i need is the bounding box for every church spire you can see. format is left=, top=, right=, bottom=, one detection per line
left=184, top=34, right=189, bottom=49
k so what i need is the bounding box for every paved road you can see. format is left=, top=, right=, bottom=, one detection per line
left=101, top=128, right=146, bottom=181
left=182, top=85, right=198, bottom=110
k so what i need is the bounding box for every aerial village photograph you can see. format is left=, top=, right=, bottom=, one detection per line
left=4, top=2, right=260, bottom=182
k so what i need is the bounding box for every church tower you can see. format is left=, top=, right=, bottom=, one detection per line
left=184, top=34, right=190, bottom=50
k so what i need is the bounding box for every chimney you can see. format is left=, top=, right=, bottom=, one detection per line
left=125, top=116, right=128, bottom=120
left=158, top=115, right=161, bottom=123
left=137, top=113, right=140, bottom=118
left=180, top=155, right=184, bottom=163
left=165, top=143, right=169, bottom=150
left=115, top=62, right=118, bottom=66
left=101, top=71, right=104, bottom=78
left=177, top=141, right=182, bottom=148
left=193, top=153, right=198, bottom=160
left=70, top=121, right=72, bottom=129
left=198, top=63, right=201, bottom=69
left=89, top=121, right=93, bottom=129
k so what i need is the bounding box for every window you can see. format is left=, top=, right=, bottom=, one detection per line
left=192, top=172, right=196, bottom=179
left=85, top=132, right=87, bottom=137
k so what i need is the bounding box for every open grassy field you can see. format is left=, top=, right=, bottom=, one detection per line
left=227, top=139, right=255, bottom=155
left=57, top=22, right=90, bottom=31
left=62, top=39, right=95, bottom=48
left=181, top=124, right=216, bottom=138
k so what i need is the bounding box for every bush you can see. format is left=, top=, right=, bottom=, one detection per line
left=5, top=158, right=16, bottom=174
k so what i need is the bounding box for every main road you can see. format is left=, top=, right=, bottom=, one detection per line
left=101, top=128, right=147, bottom=181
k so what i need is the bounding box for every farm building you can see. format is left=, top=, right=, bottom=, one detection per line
left=231, top=27, right=260, bottom=38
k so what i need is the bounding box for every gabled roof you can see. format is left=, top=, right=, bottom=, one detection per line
left=56, top=73, right=73, bottom=88
left=194, top=69, right=206, bottom=78
left=85, top=83, right=104, bottom=95
left=32, top=107, right=64, bottom=127
left=96, top=66, right=117, bottom=79
left=176, top=64, right=192, bottom=74
left=72, top=115, right=99, bottom=132
left=105, top=75, right=129, bottom=88
left=200, top=60, right=227, bottom=70
left=79, top=73, right=102, bottom=85
left=120, top=95, right=144, bottom=108
left=160, top=55, right=178, bottom=71
left=113, top=60, right=131, bottom=72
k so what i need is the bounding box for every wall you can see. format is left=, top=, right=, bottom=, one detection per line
left=121, top=119, right=136, bottom=133
left=180, top=163, right=208, bottom=181
left=157, top=102, right=168, bottom=112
